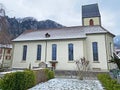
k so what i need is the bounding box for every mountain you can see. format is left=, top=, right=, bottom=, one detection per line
left=114, top=35, right=120, bottom=49
left=5, top=16, right=64, bottom=38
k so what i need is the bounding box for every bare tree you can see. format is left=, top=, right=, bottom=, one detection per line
left=75, top=57, right=89, bottom=80
left=0, top=4, right=11, bottom=44
left=109, top=53, right=120, bottom=69
left=0, top=4, right=12, bottom=69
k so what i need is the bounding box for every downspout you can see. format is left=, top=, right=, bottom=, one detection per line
left=45, top=40, right=47, bottom=67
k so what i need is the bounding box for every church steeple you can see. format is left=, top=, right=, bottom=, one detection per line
left=82, top=3, right=101, bottom=26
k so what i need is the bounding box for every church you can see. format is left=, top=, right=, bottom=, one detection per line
left=12, top=4, right=115, bottom=71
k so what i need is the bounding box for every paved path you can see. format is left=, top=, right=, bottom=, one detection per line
left=29, top=78, right=103, bottom=90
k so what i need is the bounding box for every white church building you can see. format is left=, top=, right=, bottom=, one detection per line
left=12, top=4, right=115, bottom=71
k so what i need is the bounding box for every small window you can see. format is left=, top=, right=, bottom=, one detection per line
left=0, top=48, right=2, bottom=54
left=6, top=56, right=11, bottom=60
left=89, top=19, right=94, bottom=26
left=68, top=43, right=74, bottom=61
left=6, top=56, right=8, bottom=60
left=7, top=49, right=11, bottom=54
left=9, top=56, right=11, bottom=60
left=0, top=55, right=2, bottom=59
left=37, top=45, right=42, bottom=60
left=52, top=44, right=57, bottom=60
left=22, top=45, right=27, bottom=60
left=92, top=42, right=98, bottom=61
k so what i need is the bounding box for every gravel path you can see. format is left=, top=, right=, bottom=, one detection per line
left=29, top=78, right=103, bottom=90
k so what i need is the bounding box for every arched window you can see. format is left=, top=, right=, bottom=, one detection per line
left=89, top=19, right=94, bottom=26
left=22, top=45, right=27, bottom=60
left=52, top=44, right=57, bottom=60
left=68, top=43, right=74, bottom=61
left=92, top=42, right=98, bottom=61
left=37, top=45, right=42, bottom=60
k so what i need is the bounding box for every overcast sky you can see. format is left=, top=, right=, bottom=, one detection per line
left=0, top=0, right=120, bottom=35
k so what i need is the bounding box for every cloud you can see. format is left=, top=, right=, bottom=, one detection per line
left=21, top=0, right=81, bottom=26
left=0, top=0, right=81, bottom=26
left=101, top=10, right=120, bottom=35
left=0, top=0, right=119, bottom=35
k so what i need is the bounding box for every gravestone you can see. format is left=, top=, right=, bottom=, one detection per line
left=39, top=62, right=46, bottom=68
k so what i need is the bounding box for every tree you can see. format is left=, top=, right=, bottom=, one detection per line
left=75, top=57, right=89, bottom=80
left=109, top=53, right=120, bottom=69
left=0, top=4, right=12, bottom=69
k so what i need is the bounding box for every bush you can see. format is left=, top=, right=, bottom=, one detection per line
left=97, top=74, right=120, bottom=90
left=0, top=70, right=36, bottom=90
left=48, top=70, right=54, bottom=79
left=44, top=68, right=54, bottom=80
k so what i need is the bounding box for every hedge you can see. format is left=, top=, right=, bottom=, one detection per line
left=0, top=69, right=36, bottom=90
left=0, top=68, right=55, bottom=90
left=97, top=74, right=120, bottom=90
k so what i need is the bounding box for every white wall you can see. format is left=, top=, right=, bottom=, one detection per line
left=12, top=39, right=85, bottom=70
left=83, top=17, right=101, bottom=26
left=46, top=39, right=85, bottom=70
left=85, top=34, right=108, bottom=71
left=12, top=34, right=113, bottom=71
left=105, top=34, right=116, bottom=69
left=12, top=41, right=46, bottom=69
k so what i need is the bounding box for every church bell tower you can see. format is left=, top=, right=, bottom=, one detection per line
left=82, top=4, right=101, bottom=26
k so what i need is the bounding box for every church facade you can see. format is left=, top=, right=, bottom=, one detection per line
left=12, top=4, right=115, bottom=71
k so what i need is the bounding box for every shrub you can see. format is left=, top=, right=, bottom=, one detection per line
left=0, top=73, right=16, bottom=90
left=44, top=68, right=54, bottom=80
left=109, top=53, right=120, bottom=69
left=0, top=70, right=36, bottom=90
left=97, top=74, right=120, bottom=90
left=23, top=70, right=36, bottom=89
left=48, top=70, right=54, bottom=79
